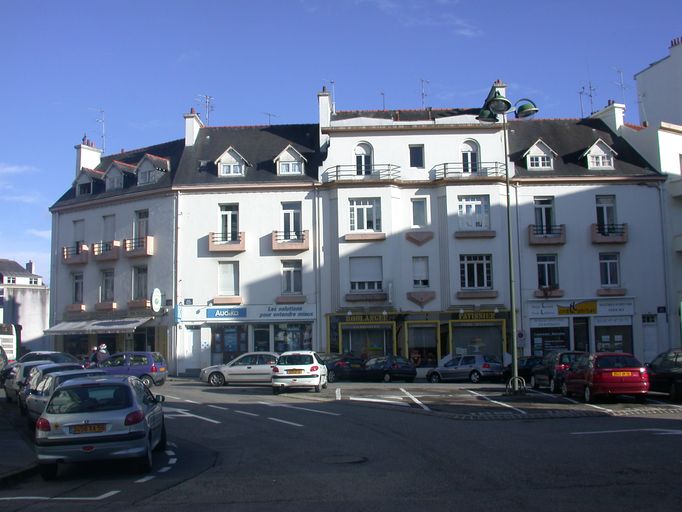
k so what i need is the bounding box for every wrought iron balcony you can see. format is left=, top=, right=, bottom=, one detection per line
left=92, top=240, right=121, bottom=261
left=208, top=232, right=245, bottom=252
left=591, top=223, right=628, bottom=244
left=62, top=243, right=89, bottom=265
left=271, top=230, right=309, bottom=251
left=528, top=224, right=566, bottom=245
left=432, top=162, right=506, bottom=180
left=322, top=164, right=400, bottom=183
left=123, top=236, right=155, bottom=257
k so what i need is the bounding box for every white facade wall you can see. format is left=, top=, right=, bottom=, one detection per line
left=635, top=42, right=682, bottom=127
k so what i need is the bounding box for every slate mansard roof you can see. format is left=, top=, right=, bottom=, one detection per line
left=0, top=259, right=41, bottom=279
left=52, top=123, right=322, bottom=209
left=508, top=118, right=659, bottom=179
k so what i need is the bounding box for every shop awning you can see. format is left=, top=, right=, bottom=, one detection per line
left=45, top=317, right=152, bottom=335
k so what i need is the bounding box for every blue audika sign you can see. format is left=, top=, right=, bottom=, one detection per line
left=206, top=308, right=247, bottom=319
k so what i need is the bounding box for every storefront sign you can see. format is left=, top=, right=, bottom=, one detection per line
left=207, top=308, right=246, bottom=319
left=593, top=316, right=631, bottom=326
left=344, top=314, right=393, bottom=322
left=457, top=311, right=498, bottom=321
left=528, top=298, right=634, bottom=318
left=557, top=300, right=598, bottom=315
left=179, top=304, right=316, bottom=322
left=529, top=318, right=569, bottom=328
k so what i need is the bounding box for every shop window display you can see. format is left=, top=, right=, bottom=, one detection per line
left=407, top=325, right=438, bottom=367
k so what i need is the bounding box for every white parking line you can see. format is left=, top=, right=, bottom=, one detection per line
left=336, top=388, right=342, bottom=400
left=400, top=388, right=431, bottom=411
left=165, top=450, right=175, bottom=456
left=349, top=397, right=410, bottom=406
left=234, top=410, right=259, bottom=417
left=0, top=491, right=122, bottom=501
left=466, top=389, right=527, bottom=415
left=208, top=404, right=229, bottom=410
left=268, top=417, right=304, bottom=427
left=184, top=399, right=200, bottom=404
left=257, top=401, right=341, bottom=416
left=164, top=395, right=181, bottom=400
left=164, top=406, right=221, bottom=424
left=168, top=458, right=177, bottom=465
left=135, top=476, right=155, bottom=484
left=158, top=467, right=171, bottom=473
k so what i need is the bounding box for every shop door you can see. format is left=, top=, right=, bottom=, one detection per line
left=573, top=317, right=590, bottom=352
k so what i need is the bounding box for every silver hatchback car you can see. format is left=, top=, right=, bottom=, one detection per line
left=199, top=352, right=279, bottom=386
left=34, top=375, right=166, bottom=480
left=426, top=354, right=503, bottom=383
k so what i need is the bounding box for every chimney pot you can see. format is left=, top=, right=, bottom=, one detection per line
left=190, top=107, right=196, bottom=114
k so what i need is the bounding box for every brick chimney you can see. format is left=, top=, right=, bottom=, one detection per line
left=75, top=134, right=102, bottom=177
left=184, top=107, right=204, bottom=146
left=591, top=100, right=626, bottom=132
left=318, top=87, right=331, bottom=150
left=25, top=260, right=34, bottom=274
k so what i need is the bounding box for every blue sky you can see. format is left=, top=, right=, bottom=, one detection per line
left=1, top=0, right=680, bottom=285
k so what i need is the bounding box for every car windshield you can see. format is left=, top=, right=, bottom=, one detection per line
left=46, top=384, right=132, bottom=414
left=560, top=353, right=582, bottom=364
left=484, top=355, right=501, bottom=364
left=278, top=354, right=314, bottom=365
left=595, top=355, right=642, bottom=369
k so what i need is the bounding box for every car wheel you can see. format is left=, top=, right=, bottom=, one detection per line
left=140, top=375, right=154, bottom=388
left=383, top=373, right=392, bottom=383
left=670, top=382, right=681, bottom=402
left=322, top=376, right=328, bottom=389
left=549, top=378, right=557, bottom=394
left=138, top=436, right=153, bottom=473
left=561, top=382, right=571, bottom=397
left=327, top=370, right=337, bottom=383
left=584, top=386, right=594, bottom=404
left=429, top=373, right=441, bottom=384
left=530, top=375, right=539, bottom=390
left=154, top=422, right=167, bottom=452
left=314, top=383, right=321, bottom=393
left=208, top=372, right=225, bottom=387
left=469, top=371, right=481, bottom=384
left=39, top=463, right=58, bottom=481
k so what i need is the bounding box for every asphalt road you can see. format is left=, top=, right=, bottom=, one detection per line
left=2, top=379, right=681, bottom=511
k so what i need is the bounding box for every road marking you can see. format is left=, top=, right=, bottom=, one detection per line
left=235, top=410, right=259, bottom=417
left=336, top=388, right=342, bottom=400
left=582, top=402, right=613, bottom=413
left=349, top=397, right=410, bottom=406
left=168, top=457, right=177, bottom=465
left=645, top=398, right=682, bottom=410
left=184, top=399, right=200, bottom=404
left=158, top=466, right=171, bottom=473
left=466, top=389, right=527, bottom=415
left=165, top=450, right=175, bottom=456
left=168, top=441, right=177, bottom=447
left=1, top=491, right=121, bottom=501
left=208, top=404, right=230, bottom=410
left=572, top=428, right=682, bottom=436
left=268, top=417, right=304, bottom=427
left=400, top=388, right=431, bottom=411
left=164, top=395, right=181, bottom=400
left=164, top=406, right=221, bottom=424
left=257, top=401, right=341, bottom=416
left=135, top=476, right=155, bottom=483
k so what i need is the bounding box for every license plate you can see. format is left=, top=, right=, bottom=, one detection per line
left=72, top=424, right=106, bottom=434
left=611, top=371, right=632, bottom=377
left=351, top=364, right=361, bottom=368
left=286, top=369, right=303, bottom=375
left=159, top=367, right=166, bottom=372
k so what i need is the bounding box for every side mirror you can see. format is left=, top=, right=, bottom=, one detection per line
left=155, top=395, right=165, bottom=403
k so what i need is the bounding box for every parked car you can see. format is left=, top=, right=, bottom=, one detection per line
left=17, top=362, right=83, bottom=415
left=272, top=351, right=328, bottom=393
left=0, top=345, right=8, bottom=370
left=97, top=351, right=168, bottom=387
left=561, top=352, right=649, bottom=403
left=321, top=353, right=365, bottom=383
left=427, top=354, right=502, bottom=383
left=530, top=351, right=586, bottom=393
left=200, top=352, right=279, bottom=387
left=363, top=355, right=417, bottom=383
left=26, top=369, right=106, bottom=426
left=3, top=360, right=53, bottom=403
left=0, top=361, right=17, bottom=387
left=34, top=375, right=166, bottom=480
left=646, top=349, right=682, bottom=401
left=18, top=351, right=80, bottom=364
left=502, top=356, right=543, bottom=382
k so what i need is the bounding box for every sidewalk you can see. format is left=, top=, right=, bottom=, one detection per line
left=0, top=397, right=38, bottom=486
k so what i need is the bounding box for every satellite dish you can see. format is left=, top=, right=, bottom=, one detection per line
left=151, top=288, right=162, bottom=313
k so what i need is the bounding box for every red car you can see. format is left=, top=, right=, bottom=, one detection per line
left=561, top=352, right=649, bottom=403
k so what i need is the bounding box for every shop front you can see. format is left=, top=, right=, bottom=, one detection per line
left=527, top=298, right=634, bottom=356
left=175, top=304, right=315, bottom=374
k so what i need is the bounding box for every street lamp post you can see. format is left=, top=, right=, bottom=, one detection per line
left=477, top=81, right=538, bottom=394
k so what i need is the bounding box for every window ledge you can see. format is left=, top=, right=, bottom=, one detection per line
left=344, top=232, right=386, bottom=242
left=456, top=290, right=498, bottom=300
left=533, top=288, right=565, bottom=298
left=454, top=230, right=496, bottom=239
left=275, top=295, right=306, bottom=304
left=212, top=296, right=242, bottom=305
left=94, top=301, right=117, bottom=311
left=66, top=303, right=86, bottom=313
left=407, top=291, right=436, bottom=306
left=597, top=287, right=627, bottom=297
left=128, top=299, right=151, bottom=309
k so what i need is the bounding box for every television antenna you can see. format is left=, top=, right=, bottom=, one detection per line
left=196, top=94, right=215, bottom=126
left=420, top=79, right=430, bottom=109
left=579, top=81, right=596, bottom=116
left=613, top=67, right=628, bottom=104
left=263, top=112, right=278, bottom=125
left=324, top=79, right=336, bottom=113
left=380, top=90, right=385, bottom=110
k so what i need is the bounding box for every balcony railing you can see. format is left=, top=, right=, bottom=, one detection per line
left=322, top=164, right=400, bottom=183
left=528, top=224, right=566, bottom=245
left=208, top=232, right=245, bottom=252
left=271, top=230, right=309, bottom=251
left=62, top=243, right=89, bottom=265
left=92, top=240, right=121, bottom=261
left=591, top=223, right=628, bottom=244
left=432, top=162, right=506, bottom=180
left=123, top=236, right=154, bottom=257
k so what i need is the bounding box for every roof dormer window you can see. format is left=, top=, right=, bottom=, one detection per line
left=215, top=146, right=249, bottom=178
left=583, top=139, right=617, bottom=170
left=274, top=145, right=306, bottom=176
left=106, top=174, right=123, bottom=191
left=77, top=181, right=91, bottom=195
left=523, top=139, right=556, bottom=170
left=135, top=154, right=170, bottom=186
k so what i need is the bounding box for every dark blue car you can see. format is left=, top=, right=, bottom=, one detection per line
left=97, top=351, right=168, bottom=387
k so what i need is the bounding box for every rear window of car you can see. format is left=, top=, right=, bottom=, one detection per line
left=47, top=384, right=132, bottom=414
left=278, top=354, right=314, bottom=365
left=595, top=355, right=642, bottom=369
left=484, top=355, right=501, bottom=364
left=560, top=353, right=582, bottom=364
left=130, top=355, right=150, bottom=366
left=152, top=353, right=165, bottom=364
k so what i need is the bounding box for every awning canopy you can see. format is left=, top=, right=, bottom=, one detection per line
left=45, top=317, right=152, bottom=335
